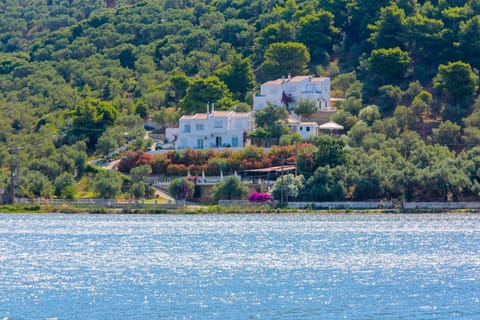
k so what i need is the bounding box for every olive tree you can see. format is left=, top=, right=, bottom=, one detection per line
left=271, top=173, right=305, bottom=203
left=212, top=176, right=248, bottom=201
left=168, top=177, right=195, bottom=201
left=294, top=98, right=318, bottom=120
left=94, top=170, right=123, bottom=199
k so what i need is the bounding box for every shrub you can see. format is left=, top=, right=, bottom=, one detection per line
left=247, top=192, right=273, bottom=202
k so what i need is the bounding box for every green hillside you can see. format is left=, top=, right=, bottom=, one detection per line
left=1, top=0, right=480, bottom=202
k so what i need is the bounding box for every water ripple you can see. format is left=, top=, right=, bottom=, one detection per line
left=0, top=213, right=479, bottom=319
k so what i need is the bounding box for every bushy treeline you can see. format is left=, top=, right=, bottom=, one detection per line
left=1, top=0, right=480, bottom=200
left=0, top=0, right=144, bottom=52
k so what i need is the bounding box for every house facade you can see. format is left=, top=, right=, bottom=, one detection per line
left=287, top=118, right=319, bottom=140
left=166, top=108, right=254, bottom=150
left=253, top=74, right=331, bottom=111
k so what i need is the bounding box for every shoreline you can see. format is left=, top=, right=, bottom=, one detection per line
left=1, top=203, right=479, bottom=215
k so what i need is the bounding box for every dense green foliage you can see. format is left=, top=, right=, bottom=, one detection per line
left=93, top=169, right=123, bottom=198
left=168, top=177, right=194, bottom=201
left=2, top=0, right=480, bottom=202
left=212, top=176, right=249, bottom=201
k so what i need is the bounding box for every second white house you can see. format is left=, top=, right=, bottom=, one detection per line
left=253, top=74, right=331, bottom=111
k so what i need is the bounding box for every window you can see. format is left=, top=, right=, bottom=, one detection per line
left=214, top=120, right=222, bottom=128
left=232, top=137, right=238, bottom=147
left=299, top=126, right=303, bottom=131
left=195, top=124, right=204, bottom=131
left=197, top=139, right=204, bottom=149
left=184, top=124, right=191, bottom=133
left=306, top=127, right=310, bottom=132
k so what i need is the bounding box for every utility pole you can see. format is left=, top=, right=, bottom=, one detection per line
left=280, top=155, right=284, bottom=206
left=58, top=131, right=65, bottom=172
left=294, top=141, right=298, bottom=176
left=8, top=147, right=20, bottom=204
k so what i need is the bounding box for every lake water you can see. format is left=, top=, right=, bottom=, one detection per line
left=1, top=213, right=479, bottom=319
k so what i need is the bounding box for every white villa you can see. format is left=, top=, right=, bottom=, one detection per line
left=253, top=74, right=331, bottom=111
left=287, top=118, right=319, bottom=140
left=166, top=106, right=254, bottom=150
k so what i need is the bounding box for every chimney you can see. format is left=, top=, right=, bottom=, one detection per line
left=211, top=103, right=215, bottom=114
left=288, top=73, right=291, bottom=80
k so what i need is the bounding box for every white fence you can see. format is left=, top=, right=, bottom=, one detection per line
left=221, top=201, right=480, bottom=210
left=15, top=198, right=177, bottom=209
left=286, top=201, right=393, bottom=209
left=149, top=175, right=225, bottom=185
left=218, top=200, right=392, bottom=209
left=404, top=202, right=480, bottom=209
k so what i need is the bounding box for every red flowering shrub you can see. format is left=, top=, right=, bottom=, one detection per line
left=150, top=154, right=171, bottom=175
left=128, top=144, right=309, bottom=177
left=187, top=176, right=199, bottom=184
left=135, top=153, right=154, bottom=167
left=187, top=164, right=205, bottom=176
left=117, top=151, right=142, bottom=173
left=268, top=145, right=296, bottom=166
left=166, top=164, right=188, bottom=176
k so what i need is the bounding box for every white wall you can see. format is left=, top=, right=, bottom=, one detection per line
left=174, top=112, right=253, bottom=149
left=253, top=76, right=331, bottom=111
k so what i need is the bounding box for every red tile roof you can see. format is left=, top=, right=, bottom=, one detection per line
left=262, top=75, right=329, bottom=86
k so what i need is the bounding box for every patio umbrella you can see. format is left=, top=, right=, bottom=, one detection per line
left=318, top=121, right=344, bottom=136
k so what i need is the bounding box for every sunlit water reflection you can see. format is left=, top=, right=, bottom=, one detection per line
left=1, top=213, right=479, bottom=319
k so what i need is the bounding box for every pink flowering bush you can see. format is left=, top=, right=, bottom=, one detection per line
left=247, top=192, right=273, bottom=202
left=187, top=176, right=198, bottom=184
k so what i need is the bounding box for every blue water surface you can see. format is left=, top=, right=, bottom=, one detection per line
left=0, top=213, right=479, bottom=319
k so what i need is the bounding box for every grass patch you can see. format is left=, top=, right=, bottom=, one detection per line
left=75, top=174, right=96, bottom=198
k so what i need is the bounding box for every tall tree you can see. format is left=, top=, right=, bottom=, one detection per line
left=181, top=76, right=235, bottom=114
left=367, top=47, right=410, bottom=86
left=297, top=10, right=339, bottom=63
left=344, top=0, right=391, bottom=48
left=169, top=74, right=191, bottom=105
left=403, top=14, right=450, bottom=79
left=215, top=19, right=255, bottom=54
left=368, top=4, right=406, bottom=49
left=215, top=55, right=256, bottom=101
left=259, top=42, right=310, bottom=81
left=433, top=61, right=479, bottom=108
left=458, top=15, right=480, bottom=69
left=254, top=20, right=294, bottom=59
left=68, top=98, right=118, bottom=150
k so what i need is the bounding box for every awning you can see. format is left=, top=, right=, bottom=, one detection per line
left=318, top=121, right=344, bottom=130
